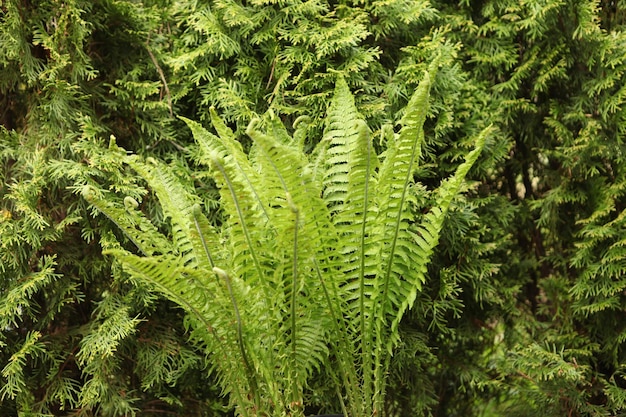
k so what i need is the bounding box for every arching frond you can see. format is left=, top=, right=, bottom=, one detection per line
left=81, top=186, right=172, bottom=256
left=84, top=70, right=485, bottom=417
left=181, top=115, right=269, bottom=222
left=390, top=126, right=491, bottom=335
left=125, top=157, right=223, bottom=272
left=106, top=250, right=257, bottom=415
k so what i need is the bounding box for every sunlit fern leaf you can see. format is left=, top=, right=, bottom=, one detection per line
left=292, top=115, right=312, bottom=154
left=265, top=110, right=296, bottom=146
left=316, top=72, right=432, bottom=412
left=207, top=150, right=276, bottom=306
left=105, top=251, right=216, bottom=337
left=81, top=186, right=172, bottom=256
left=247, top=114, right=333, bottom=249
left=322, top=76, right=379, bottom=222
left=374, top=72, right=431, bottom=314
left=182, top=115, right=270, bottom=222
left=321, top=78, right=380, bottom=394
left=188, top=118, right=290, bottom=407
left=308, top=111, right=335, bottom=189
left=209, top=107, right=237, bottom=144
left=245, top=114, right=337, bottom=402
left=125, top=157, right=218, bottom=271
left=390, top=126, right=491, bottom=335
left=106, top=249, right=257, bottom=412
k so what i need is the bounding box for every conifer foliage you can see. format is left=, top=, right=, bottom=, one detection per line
left=1, top=0, right=626, bottom=416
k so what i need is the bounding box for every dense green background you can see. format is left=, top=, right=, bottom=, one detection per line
left=1, top=0, right=625, bottom=415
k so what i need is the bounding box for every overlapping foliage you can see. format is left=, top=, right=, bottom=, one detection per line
left=1, top=0, right=626, bottom=416
left=81, top=72, right=487, bottom=416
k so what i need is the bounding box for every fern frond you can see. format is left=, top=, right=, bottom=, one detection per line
left=375, top=72, right=430, bottom=268
left=81, top=186, right=172, bottom=256
left=247, top=114, right=333, bottom=251
left=183, top=118, right=274, bottom=291
left=188, top=203, right=223, bottom=270
left=323, top=76, right=379, bottom=223
left=106, top=251, right=217, bottom=339
left=390, top=126, right=491, bottom=334
left=108, top=250, right=257, bottom=414
left=125, top=157, right=224, bottom=272
left=182, top=115, right=269, bottom=221
left=245, top=114, right=338, bottom=406
left=207, top=150, right=279, bottom=323
left=320, top=78, right=381, bottom=404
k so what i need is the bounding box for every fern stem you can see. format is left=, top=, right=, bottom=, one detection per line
left=288, top=192, right=300, bottom=407
left=357, top=122, right=374, bottom=414
left=313, top=258, right=361, bottom=414
left=211, top=157, right=270, bottom=301
left=191, top=205, right=215, bottom=268
left=335, top=379, right=349, bottom=417
left=213, top=267, right=261, bottom=413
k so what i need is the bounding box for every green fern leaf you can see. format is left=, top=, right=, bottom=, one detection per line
left=81, top=186, right=172, bottom=256
left=107, top=249, right=258, bottom=412
left=390, top=126, right=491, bottom=334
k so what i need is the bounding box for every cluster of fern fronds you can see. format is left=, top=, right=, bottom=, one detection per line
left=82, top=69, right=488, bottom=416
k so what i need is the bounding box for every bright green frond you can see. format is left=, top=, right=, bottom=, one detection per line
left=373, top=72, right=432, bottom=324
left=81, top=186, right=172, bottom=256
left=322, top=76, right=379, bottom=224
left=376, top=72, right=430, bottom=201
left=108, top=249, right=257, bottom=413
left=125, top=157, right=217, bottom=268
left=390, top=126, right=490, bottom=333
left=208, top=151, right=273, bottom=297
left=106, top=251, right=215, bottom=333
left=183, top=115, right=270, bottom=222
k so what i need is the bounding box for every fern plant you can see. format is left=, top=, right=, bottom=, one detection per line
left=83, top=69, right=489, bottom=417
